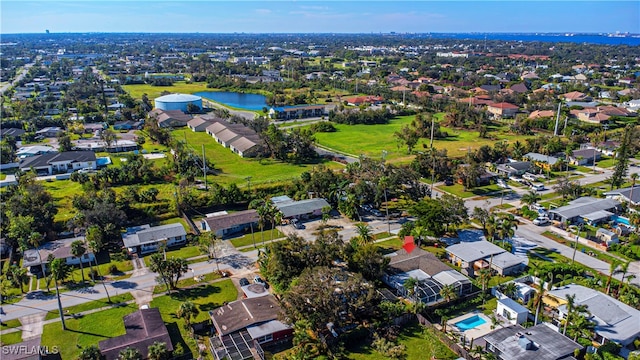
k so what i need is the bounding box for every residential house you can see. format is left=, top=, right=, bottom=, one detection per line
left=524, top=152, right=560, bottom=171
left=0, top=128, right=26, bottom=140
left=99, top=308, right=173, bottom=360
left=73, top=139, right=138, bottom=153
left=200, top=210, right=259, bottom=238
left=268, top=105, right=325, bottom=120
left=271, top=196, right=331, bottom=220
left=496, top=161, right=531, bottom=177
left=528, top=110, right=555, bottom=120
left=569, top=148, right=601, bottom=166
left=595, top=140, right=619, bottom=156
left=209, top=295, right=292, bottom=360
left=547, top=284, right=640, bottom=347
left=548, top=197, right=620, bottom=225
left=18, top=151, right=97, bottom=175
left=487, top=102, right=519, bottom=119
left=35, top=127, right=63, bottom=138
left=22, top=237, right=96, bottom=275
left=496, top=297, right=529, bottom=325
left=149, top=109, right=193, bottom=128
left=122, top=223, right=187, bottom=255
left=383, top=247, right=472, bottom=306
left=603, top=186, right=640, bottom=206
left=205, top=118, right=264, bottom=158
left=561, top=91, right=591, bottom=102
left=187, top=116, right=214, bottom=132
left=483, top=324, right=581, bottom=360
left=575, top=108, right=610, bottom=124
left=344, top=95, right=384, bottom=106
left=509, top=83, right=529, bottom=94
left=113, top=120, right=143, bottom=131
left=15, top=145, right=56, bottom=159
left=446, top=240, right=524, bottom=277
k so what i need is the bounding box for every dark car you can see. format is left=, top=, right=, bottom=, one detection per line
left=444, top=178, right=454, bottom=186
left=239, top=277, right=250, bottom=286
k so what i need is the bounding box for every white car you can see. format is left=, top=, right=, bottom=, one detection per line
left=530, top=183, right=545, bottom=191
left=533, top=217, right=550, bottom=226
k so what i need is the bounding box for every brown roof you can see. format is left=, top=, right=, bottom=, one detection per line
left=206, top=121, right=228, bottom=135
left=562, top=91, right=586, bottom=100
left=187, top=116, right=212, bottom=128
left=388, top=248, right=452, bottom=276
left=230, top=136, right=262, bottom=153
left=488, top=102, right=518, bottom=109
left=528, top=110, right=555, bottom=119
left=210, top=295, right=282, bottom=336
left=204, top=210, right=259, bottom=233
left=99, top=308, right=173, bottom=360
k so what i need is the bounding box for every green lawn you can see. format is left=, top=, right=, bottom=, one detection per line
left=313, top=115, right=533, bottom=161
left=596, top=157, right=616, bottom=169
left=0, top=330, right=23, bottom=346
left=146, top=245, right=203, bottom=262
left=41, top=302, right=139, bottom=359
left=122, top=81, right=209, bottom=100
left=229, top=229, right=285, bottom=248
left=437, top=183, right=503, bottom=198
left=150, top=279, right=237, bottom=358
left=172, top=128, right=343, bottom=187
left=153, top=271, right=223, bottom=294
left=346, top=323, right=458, bottom=360
left=42, top=180, right=84, bottom=224
left=375, top=237, right=403, bottom=254
left=45, top=293, right=134, bottom=321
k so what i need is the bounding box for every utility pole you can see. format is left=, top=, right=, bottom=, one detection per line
left=572, top=224, right=583, bottom=264
left=553, top=102, right=561, bottom=136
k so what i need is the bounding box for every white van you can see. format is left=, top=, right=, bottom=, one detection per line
left=530, top=183, right=545, bottom=191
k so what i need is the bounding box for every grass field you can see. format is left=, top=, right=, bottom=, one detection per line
left=0, top=330, right=23, bottom=346
left=229, top=229, right=285, bottom=248
left=41, top=302, right=139, bottom=359
left=153, top=271, right=223, bottom=294
left=312, top=115, right=533, bottom=161
left=346, top=323, right=458, bottom=360
left=596, top=157, right=616, bottom=169
left=172, top=128, right=344, bottom=187
left=122, top=81, right=209, bottom=100
left=437, top=183, right=503, bottom=198
left=45, top=293, right=134, bottom=321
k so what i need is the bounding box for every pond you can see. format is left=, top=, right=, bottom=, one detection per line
left=194, top=91, right=267, bottom=111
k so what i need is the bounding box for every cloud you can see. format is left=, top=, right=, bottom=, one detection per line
left=254, top=8, right=272, bottom=14
left=299, top=5, right=329, bottom=11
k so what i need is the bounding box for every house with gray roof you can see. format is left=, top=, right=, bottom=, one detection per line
left=496, top=161, right=531, bottom=177
left=200, top=210, right=259, bottom=238
left=273, top=198, right=331, bottom=219
left=603, top=186, right=640, bottom=206
left=187, top=116, right=214, bottom=132
left=483, top=323, right=581, bottom=360
left=446, top=240, right=525, bottom=277
left=22, top=237, right=96, bottom=275
left=548, top=197, right=620, bottom=225
left=122, top=223, right=187, bottom=255
left=525, top=152, right=560, bottom=167
left=15, top=145, right=56, bottom=159
left=547, top=284, right=640, bottom=346
left=18, top=151, right=97, bottom=175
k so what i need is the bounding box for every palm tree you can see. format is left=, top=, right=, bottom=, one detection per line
left=512, top=141, right=525, bottom=160
left=50, top=257, right=70, bottom=330
left=499, top=282, right=518, bottom=299
left=497, top=213, right=518, bottom=242
left=567, top=306, right=595, bottom=342
left=411, top=225, right=428, bottom=247
left=200, top=232, right=220, bottom=273
left=439, top=284, right=458, bottom=303
left=533, top=277, right=546, bottom=325
left=118, top=347, right=142, bottom=360
left=87, top=238, right=111, bottom=303
left=616, top=261, right=630, bottom=296
left=177, top=301, right=198, bottom=329
left=477, top=268, right=491, bottom=294
left=28, top=232, right=50, bottom=292
left=564, top=148, right=573, bottom=174
left=78, top=345, right=102, bottom=360
left=403, top=277, right=418, bottom=298
left=629, top=173, right=638, bottom=205
left=147, top=341, right=169, bottom=360
left=605, top=260, right=620, bottom=295
left=486, top=215, right=498, bottom=243
left=521, top=190, right=541, bottom=209
left=273, top=211, right=283, bottom=239
left=562, top=293, right=576, bottom=336
left=354, top=222, right=373, bottom=246
left=71, top=240, right=87, bottom=283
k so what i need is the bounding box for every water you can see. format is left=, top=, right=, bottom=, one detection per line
left=611, top=215, right=630, bottom=226
left=454, top=315, right=487, bottom=330
left=424, top=33, right=640, bottom=46
left=195, top=91, right=267, bottom=111
left=96, top=157, right=111, bottom=166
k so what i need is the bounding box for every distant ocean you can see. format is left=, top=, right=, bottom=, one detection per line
left=424, top=33, right=640, bottom=46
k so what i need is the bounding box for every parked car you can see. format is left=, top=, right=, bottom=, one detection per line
left=253, top=275, right=269, bottom=288
left=530, top=183, right=545, bottom=191
left=239, top=277, right=250, bottom=286
left=497, top=180, right=509, bottom=189
left=371, top=209, right=383, bottom=217
left=291, top=219, right=305, bottom=229
left=444, top=178, right=454, bottom=186
left=523, top=173, right=538, bottom=182
left=533, top=217, right=550, bottom=226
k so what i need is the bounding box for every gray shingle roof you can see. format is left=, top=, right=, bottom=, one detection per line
left=19, top=151, right=96, bottom=168
left=210, top=295, right=282, bottom=336
left=203, top=210, right=258, bottom=233
left=603, top=185, right=640, bottom=205
left=275, top=198, right=330, bottom=218
left=122, top=223, right=186, bottom=248
left=549, top=197, right=619, bottom=220
left=525, top=152, right=559, bottom=165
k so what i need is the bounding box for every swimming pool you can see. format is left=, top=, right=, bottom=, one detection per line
left=96, top=157, right=111, bottom=166
left=454, top=315, right=487, bottom=330
left=611, top=215, right=630, bottom=226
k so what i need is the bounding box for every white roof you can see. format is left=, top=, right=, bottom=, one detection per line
left=491, top=252, right=523, bottom=270
left=432, top=270, right=471, bottom=286
left=155, top=93, right=201, bottom=102
left=446, top=240, right=505, bottom=263
left=498, top=297, right=529, bottom=314
left=548, top=284, right=640, bottom=346
left=246, top=320, right=290, bottom=340
left=16, top=145, right=55, bottom=155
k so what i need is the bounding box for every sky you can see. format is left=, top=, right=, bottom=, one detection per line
left=1, top=1, right=638, bottom=34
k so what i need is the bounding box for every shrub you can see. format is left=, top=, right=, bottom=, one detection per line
left=109, top=264, right=119, bottom=274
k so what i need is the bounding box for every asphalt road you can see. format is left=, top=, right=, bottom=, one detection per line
left=0, top=60, right=37, bottom=95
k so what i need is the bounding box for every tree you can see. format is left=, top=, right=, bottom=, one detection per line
left=605, top=260, right=620, bottom=295
left=439, top=284, right=458, bottom=303
left=118, top=347, right=142, bottom=360
left=496, top=213, right=518, bottom=242
left=520, top=190, right=541, bottom=208
left=100, top=129, right=117, bottom=150
left=177, top=301, right=198, bottom=329
left=472, top=206, right=490, bottom=233
left=57, top=132, right=73, bottom=152
left=5, top=266, right=29, bottom=294
left=28, top=231, right=49, bottom=291
left=477, top=268, right=491, bottom=293
left=533, top=277, right=546, bottom=325
left=499, top=282, right=518, bottom=299
left=411, top=226, right=429, bottom=247
left=348, top=244, right=389, bottom=282
left=78, top=345, right=103, bottom=360
left=147, top=342, right=169, bottom=360
left=71, top=240, right=87, bottom=283
left=50, top=258, right=70, bottom=330
left=609, top=125, right=633, bottom=190
left=148, top=254, right=189, bottom=292
left=616, top=261, right=630, bottom=296
left=409, top=199, right=446, bottom=237
left=354, top=222, right=373, bottom=246
left=199, top=232, right=220, bottom=274
left=562, top=293, right=576, bottom=335
left=403, top=277, right=418, bottom=298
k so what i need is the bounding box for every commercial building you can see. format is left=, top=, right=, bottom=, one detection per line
left=154, top=93, right=202, bottom=112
